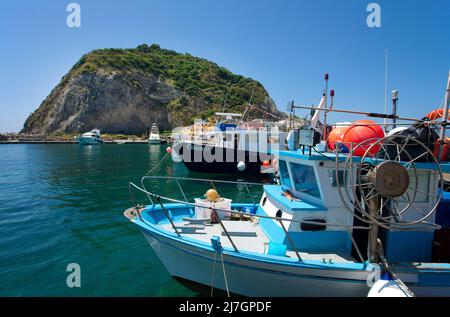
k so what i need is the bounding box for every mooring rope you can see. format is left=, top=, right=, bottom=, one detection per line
left=210, top=251, right=218, bottom=297
left=145, top=151, right=170, bottom=176
left=221, top=252, right=230, bottom=297
left=210, top=251, right=230, bottom=297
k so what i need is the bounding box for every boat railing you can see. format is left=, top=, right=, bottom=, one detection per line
left=140, top=175, right=262, bottom=207
left=127, top=178, right=372, bottom=263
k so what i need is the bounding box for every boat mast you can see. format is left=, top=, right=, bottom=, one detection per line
left=437, top=71, right=450, bottom=162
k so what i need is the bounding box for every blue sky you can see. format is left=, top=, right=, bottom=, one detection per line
left=0, top=0, right=449, bottom=132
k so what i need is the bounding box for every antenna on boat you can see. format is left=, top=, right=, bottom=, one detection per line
left=391, top=90, right=399, bottom=129
left=437, top=70, right=450, bottom=162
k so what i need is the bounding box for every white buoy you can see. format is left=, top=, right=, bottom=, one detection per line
left=237, top=161, right=246, bottom=172
left=368, top=279, right=413, bottom=297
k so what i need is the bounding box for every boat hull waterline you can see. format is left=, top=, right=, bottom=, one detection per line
left=148, top=139, right=162, bottom=144
left=78, top=137, right=104, bottom=145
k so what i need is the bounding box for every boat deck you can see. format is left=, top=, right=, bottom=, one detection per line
left=162, top=219, right=269, bottom=253
left=160, top=219, right=356, bottom=263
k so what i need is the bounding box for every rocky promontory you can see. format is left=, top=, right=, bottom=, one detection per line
left=22, top=44, right=282, bottom=135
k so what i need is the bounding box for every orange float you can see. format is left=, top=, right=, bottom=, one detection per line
left=327, top=126, right=348, bottom=150
left=342, top=120, right=385, bottom=156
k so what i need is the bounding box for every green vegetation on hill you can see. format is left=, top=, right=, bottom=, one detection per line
left=69, top=44, right=275, bottom=123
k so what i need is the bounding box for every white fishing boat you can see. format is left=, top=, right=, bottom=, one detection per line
left=172, top=112, right=293, bottom=174
left=148, top=123, right=162, bottom=144
left=124, top=72, right=450, bottom=297
left=76, top=129, right=103, bottom=145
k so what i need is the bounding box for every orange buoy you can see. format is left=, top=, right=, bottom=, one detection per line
left=262, top=160, right=270, bottom=167
left=342, top=120, right=385, bottom=156
left=205, top=189, right=220, bottom=202
left=426, top=109, right=450, bottom=121
left=327, top=126, right=348, bottom=150
left=166, top=146, right=172, bottom=153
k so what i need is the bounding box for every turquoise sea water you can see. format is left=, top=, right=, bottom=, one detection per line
left=0, top=144, right=266, bottom=296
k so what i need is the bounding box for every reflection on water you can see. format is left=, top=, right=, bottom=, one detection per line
left=0, top=144, right=269, bottom=296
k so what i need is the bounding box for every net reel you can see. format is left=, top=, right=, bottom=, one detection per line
left=336, top=134, right=444, bottom=230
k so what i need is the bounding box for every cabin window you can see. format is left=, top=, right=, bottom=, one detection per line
left=290, top=163, right=321, bottom=199
left=279, top=160, right=293, bottom=189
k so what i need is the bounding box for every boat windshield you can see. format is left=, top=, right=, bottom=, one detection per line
left=290, top=162, right=321, bottom=198
left=279, top=160, right=293, bottom=189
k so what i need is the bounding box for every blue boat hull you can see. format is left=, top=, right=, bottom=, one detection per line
left=130, top=203, right=450, bottom=296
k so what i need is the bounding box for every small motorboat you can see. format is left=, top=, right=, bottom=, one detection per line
left=76, top=129, right=103, bottom=145
left=148, top=123, right=162, bottom=144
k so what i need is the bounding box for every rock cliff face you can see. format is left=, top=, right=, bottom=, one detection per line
left=22, top=44, right=282, bottom=135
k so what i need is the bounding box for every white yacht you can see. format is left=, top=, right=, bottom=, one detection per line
left=76, top=129, right=104, bottom=145
left=148, top=123, right=162, bottom=144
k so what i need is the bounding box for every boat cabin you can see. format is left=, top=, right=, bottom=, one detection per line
left=259, top=149, right=449, bottom=263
